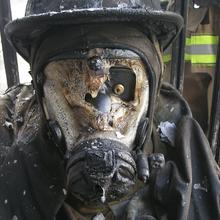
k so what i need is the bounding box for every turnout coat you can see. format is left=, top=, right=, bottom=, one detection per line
left=0, top=83, right=219, bottom=220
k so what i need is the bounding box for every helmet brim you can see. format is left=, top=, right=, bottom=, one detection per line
left=5, top=8, right=183, bottom=62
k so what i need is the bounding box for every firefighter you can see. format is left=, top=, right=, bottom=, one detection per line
left=163, top=0, right=220, bottom=133
left=183, top=0, right=220, bottom=134
left=0, top=0, right=219, bottom=219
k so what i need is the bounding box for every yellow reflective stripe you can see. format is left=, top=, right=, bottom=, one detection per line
left=163, top=36, right=219, bottom=63
left=186, top=36, right=219, bottom=46
left=184, top=54, right=217, bottom=64
left=163, top=54, right=172, bottom=63
left=163, top=35, right=219, bottom=64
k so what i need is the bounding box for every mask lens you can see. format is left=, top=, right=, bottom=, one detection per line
left=43, top=48, right=149, bottom=148
left=109, top=66, right=136, bottom=102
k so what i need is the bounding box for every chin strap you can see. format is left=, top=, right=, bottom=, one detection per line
left=135, top=35, right=165, bottom=183
left=48, top=120, right=67, bottom=156
left=136, top=149, right=150, bottom=183
left=48, top=120, right=66, bottom=155
left=134, top=117, right=150, bottom=183
left=136, top=148, right=166, bottom=184
left=41, top=95, right=67, bottom=156
left=135, top=117, right=149, bottom=150
left=135, top=117, right=166, bottom=183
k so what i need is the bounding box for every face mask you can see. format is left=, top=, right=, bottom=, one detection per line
left=43, top=48, right=149, bottom=204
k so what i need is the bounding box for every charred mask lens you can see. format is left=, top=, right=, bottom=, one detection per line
left=43, top=48, right=149, bottom=204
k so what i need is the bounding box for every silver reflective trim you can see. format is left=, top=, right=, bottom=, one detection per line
left=185, top=44, right=218, bottom=55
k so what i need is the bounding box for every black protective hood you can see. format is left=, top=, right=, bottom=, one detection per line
left=5, top=0, right=183, bottom=63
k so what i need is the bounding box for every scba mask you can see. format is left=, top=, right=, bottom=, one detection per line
left=43, top=48, right=150, bottom=204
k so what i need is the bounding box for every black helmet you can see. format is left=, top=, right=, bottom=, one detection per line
left=5, top=0, right=183, bottom=63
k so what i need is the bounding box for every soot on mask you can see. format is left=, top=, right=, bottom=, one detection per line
left=66, top=138, right=137, bottom=204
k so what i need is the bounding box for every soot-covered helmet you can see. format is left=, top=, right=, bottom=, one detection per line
left=5, top=0, right=183, bottom=63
